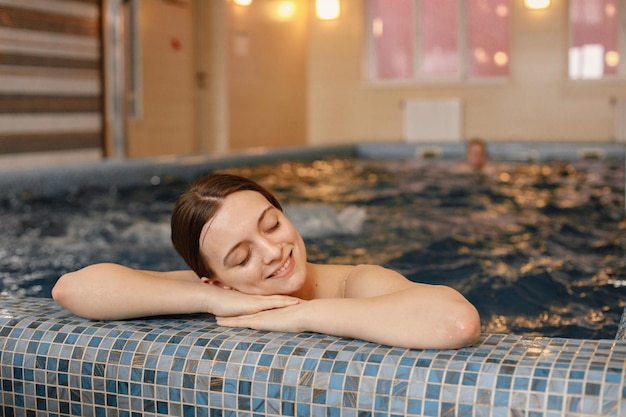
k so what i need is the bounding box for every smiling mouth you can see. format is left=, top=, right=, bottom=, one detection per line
left=267, top=251, right=293, bottom=279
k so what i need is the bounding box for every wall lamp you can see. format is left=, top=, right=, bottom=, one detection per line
left=316, top=0, right=340, bottom=20
left=524, top=0, right=550, bottom=9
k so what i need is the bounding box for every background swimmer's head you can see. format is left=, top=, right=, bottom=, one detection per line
left=171, top=173, right=282, bottom=278
left=466, top=138, right=488, bottom=171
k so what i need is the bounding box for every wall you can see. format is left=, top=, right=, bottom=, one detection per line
left=194, top=0, right=228, bottom=154
left=227, top=0, right=308, bottom=150
left=115, top=0, right=626, bottom=158
left=107, top=0, right=308, bottom=158
left=124, top=0, right=196, bottom=157
left=3, top=1, right=623, bottom=161
left=307, top=1, right=626, bottom=146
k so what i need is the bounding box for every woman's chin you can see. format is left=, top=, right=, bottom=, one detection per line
left=279, top=270, right=307, bottom=295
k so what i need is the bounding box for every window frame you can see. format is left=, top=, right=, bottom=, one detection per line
left=365, top=0, right=512, bottom=85
left=567, top=0, right=626, bottom=81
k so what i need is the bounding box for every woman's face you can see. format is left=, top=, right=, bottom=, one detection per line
left=199, top=190, right=307, bottom=295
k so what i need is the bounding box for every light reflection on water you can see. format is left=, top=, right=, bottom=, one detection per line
left=0, top=157, right=624, bottom=339
left=228, top=158, right=626, bottom=339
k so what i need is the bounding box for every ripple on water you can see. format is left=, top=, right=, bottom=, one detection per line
left=0, top=158, right=624, bottom=338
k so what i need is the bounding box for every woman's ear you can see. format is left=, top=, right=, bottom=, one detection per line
left=200, top=277, right=232, bottom=290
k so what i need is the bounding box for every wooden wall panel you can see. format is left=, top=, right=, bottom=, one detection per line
left=0, top=0, right=102, bottom=155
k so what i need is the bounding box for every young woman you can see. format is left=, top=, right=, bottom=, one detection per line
left=53, top=173, right=481, bottom=349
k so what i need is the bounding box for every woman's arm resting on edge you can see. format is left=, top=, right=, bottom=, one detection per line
left=217, top=265, right=481, bottom=350
left=52, top=263, right=300, bottom=321
left=300, top=285, right=481, bottom=349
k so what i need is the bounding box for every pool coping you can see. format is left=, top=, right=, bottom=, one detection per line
left=1, top=142, right=624, bottom=198
left=1, top=295, right=625, bottom=417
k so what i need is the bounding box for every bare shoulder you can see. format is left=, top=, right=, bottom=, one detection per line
left=307, top=263, right=423, bottom=299
left=307, top=263, right=355, bottom=298
left=344, top=264, right=417, bottom=298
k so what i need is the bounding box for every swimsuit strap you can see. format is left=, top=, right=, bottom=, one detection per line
left=341, top=264, right=368, bottom=298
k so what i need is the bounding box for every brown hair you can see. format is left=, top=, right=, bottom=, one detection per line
left=171, top=173, right=282, bottom=278
left=467, top=138, right=487, bottom=153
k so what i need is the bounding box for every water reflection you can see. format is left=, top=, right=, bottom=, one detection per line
left=0, top=157, right=624, bottom=339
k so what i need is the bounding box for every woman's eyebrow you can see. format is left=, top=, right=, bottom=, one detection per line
left=223, top=205, right=274, bottom=266
left=257, top=205, right=275, bottom=225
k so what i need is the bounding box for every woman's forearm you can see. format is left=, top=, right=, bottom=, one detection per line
left=52, top=263, right=211, bottom=320
left=299, top=286, right=481, bottom=349
left=53, top=263, right=303, bottom=321
left=216, top=285, right=480, bottom=349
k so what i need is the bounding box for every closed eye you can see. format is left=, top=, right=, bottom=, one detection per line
left=237, top=249, right=251, bottom=266
left=266, top=220, right=280, bottom=232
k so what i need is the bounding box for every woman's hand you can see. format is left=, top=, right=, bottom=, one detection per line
left=206, top=286, right=301, bottom=318
left=215, top=301, right=308, bottom=333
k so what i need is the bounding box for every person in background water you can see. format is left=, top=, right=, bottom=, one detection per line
left=53, top=173, right=481, bottom=350
left=465, top=138, right=488, bottom=172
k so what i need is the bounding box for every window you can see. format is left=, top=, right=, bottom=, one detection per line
left=368, top=0, right=511, bottom=82
left=370, top=0, right=415, bottom=80
left=569, top=0, right=623, bottom=79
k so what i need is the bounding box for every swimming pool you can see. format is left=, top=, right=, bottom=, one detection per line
left=1, top=145, right=624, bottom=339
left=1, top=143, right=625, bottom=416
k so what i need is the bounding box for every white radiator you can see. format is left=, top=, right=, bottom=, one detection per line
left=403, top=99, right=463, bottom=142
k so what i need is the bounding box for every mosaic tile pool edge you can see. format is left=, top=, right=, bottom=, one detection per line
left=1, top=295, right=624, bottom=417
left=616, top=307, right=626, bottom=342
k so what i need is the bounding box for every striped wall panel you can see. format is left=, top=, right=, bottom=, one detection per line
left=0, top=0, right=102, bottom=155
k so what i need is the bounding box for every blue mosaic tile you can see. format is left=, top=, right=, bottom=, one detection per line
left=1, top=295, right=625, bottom=416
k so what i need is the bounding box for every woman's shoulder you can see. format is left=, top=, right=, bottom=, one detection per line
left=307, top=262, right=414, bottom=298
left=343, top=264, right=414, bottom=298
left=308, top=262, right=354, bottom=282
left=309, top=263, right=379, bottom=278
left=306, top=263, right=364, bottom=298
left=309, top=263, right=389, bottom=281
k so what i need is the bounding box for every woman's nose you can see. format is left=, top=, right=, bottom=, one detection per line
left=260, top=237, right=282, bottom=264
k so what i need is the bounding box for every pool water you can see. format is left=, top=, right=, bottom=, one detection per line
left=1, top=157, right=624, bottom=339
